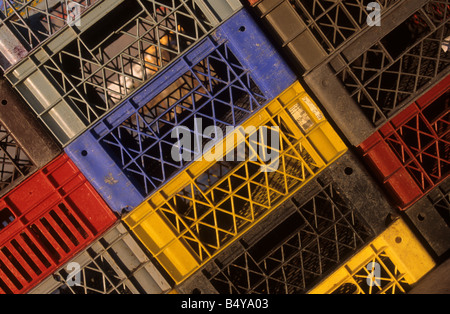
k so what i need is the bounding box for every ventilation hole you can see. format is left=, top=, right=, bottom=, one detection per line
left=0, top=208, right=15, bottom=232
left=1, top=100, right=7, bottom=106
left=344, top=167, right=354, bottom=175
left=81, top=150, right=88, bottom=157
left=395, top=237, right=402, bottom=244
left=417, top=213, right=426, bottom=221
left=239, top=26, right=246, bottom=32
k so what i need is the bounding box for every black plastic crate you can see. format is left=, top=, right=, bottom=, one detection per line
left=174, top=151, right=396, bottom=294
left=304, top=0, right=450, bottom=146
left=405, top=178, right=450, bottom=258
left=0, top=78, right=60, bottom=198
left=243, top=0, right=401, bottom=72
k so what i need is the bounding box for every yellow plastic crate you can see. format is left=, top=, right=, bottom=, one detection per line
left=309, top=218, right=436, bottom=294
left=123, top=81, right=348, bottom=284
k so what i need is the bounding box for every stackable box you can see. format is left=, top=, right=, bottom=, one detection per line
left=304, top=0, right=450, bottom=146
left=309, top=218, right=436, bottom=294
left=123, top=80, right=348, bottom=285
left=28, top=222, right=172, bottom=294
left=404, top=178, right=450, bottom=258
left=4, top=0, right=242, bottom=145
left=0, top=154, right=117, bottom=294
left=245, top=0, right=449, bottom=147
left=174, top=151, right=396, bottom=294
left=359, top=75, right=449, bottom=209
left=242, top=0, right=400, bottom=72
left=66, top=9, right=298, bottom=214
left=0, top=0, right=99, bottom=70
left=0, top=78, right=60, bottom=198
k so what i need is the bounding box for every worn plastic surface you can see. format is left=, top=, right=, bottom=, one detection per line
left=28, top=222, right=171, bottom=294
left=124, top=80, right=348, bottom=284
left=0, top=0, right=99, bottom=70
left=244, top=0, right=400, bottom=72
left=359, top=74, right=449, bottom=209
left=0, top=78, right=60, bottom=198
left=309, top=218, right=436, bottom=294
left=405, top=178, right=450, bottom=258
left=304, top=0, right=450, bottom=146
left=5, top=0, right=242, bottom=145
left=175, top=151, right=396, bottom=294
left=0, top=154, right=117, bottom=294
left=66, top=9, right=297, bottom=214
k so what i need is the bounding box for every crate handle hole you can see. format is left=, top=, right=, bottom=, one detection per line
left=344, top=167, right=354, bottom=175
left=417, top=213, right=426, bottom=221
left=239, top=26, right=246, bottom=32
left=192, top=288, right=202, bottom=294
left=81, top=150, right=88, bottom=157
left=1, top=100, right=7, bottom=106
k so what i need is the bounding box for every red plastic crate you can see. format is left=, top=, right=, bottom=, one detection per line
left=359, top=75, right=450, bottom=210
left=0, top=154, right=117, bottom=294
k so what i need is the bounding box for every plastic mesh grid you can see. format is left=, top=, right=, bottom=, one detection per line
left=205, top=182, right=372, bottom=294
left=100, top=43, right=267, bottom=197
left=0, top=0, right=97, bottom=50
left=20, top=0, right=212, bottom=136
left=383, top=89, right=449, bottom=195
left=0, top=123, right=34, bottom=193
left=336, top=0, right=450, bottom=126
left=290, top=0, right=397, bottom=52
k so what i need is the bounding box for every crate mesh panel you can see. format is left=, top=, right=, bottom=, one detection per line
left=206, top=183, right=372, bottom=294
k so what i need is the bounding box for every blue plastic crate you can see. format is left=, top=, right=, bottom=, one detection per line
left=65, top=8, right=297, bottom=214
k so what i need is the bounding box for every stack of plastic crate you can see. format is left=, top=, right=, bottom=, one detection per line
left=0, top=0, right=447, bottom=295
left=52, top=4, right=352, bottom=292
left=236, top=0, right=449, bottom=294
left=4, top=0, right=358, bottom=294
left=0, top=0, right=121, bottom=294
left=0, top=0, right=248, bottom=294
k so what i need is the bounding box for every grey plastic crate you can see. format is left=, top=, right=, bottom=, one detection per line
left=28, top=222, right=172, bottom=294
left=175, top=151, right=396, bottom=294
left=0, top=0, right=100, bottom=71
left=244, top=0, right=401, bottom=73
left=4, top=0, right=242, bottom=146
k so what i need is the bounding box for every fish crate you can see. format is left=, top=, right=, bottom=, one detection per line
left=65, top=9, right=297, bottom=214
left=303, top=0, right=450, bottom=146
left=242, top=0, right=402, bottom=73
left=4, top=0, right=242, bottom=145
left=0, top=0, right=99, bottom=70
left=358, top=74, right=449, bottom=210
left=0, top=154, right=117, bottom=294
left=308, top=218, right=436, bottom=294
left=404, top=177, right=450, bottom=258
left=173, top=151, right=397, bottom=294
left=0, top=78, right=60, bottom=198
left=123, top=80, right=348, bottom=285
left=28, top=222, right=172, bottom=294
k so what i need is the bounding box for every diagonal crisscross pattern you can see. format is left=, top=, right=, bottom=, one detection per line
left=331, top=250, right=411, bottom=294
left=53, top=254, right=132, bottom=294
left=100, top=43, right=267, bottom=197
left=9, top=0, right=212, bottom=144
left=0, top=0, right=97, bottom=50
left=154, top=117, right=323, bottom=264
left=290, top=0, right=396, bottom=53
left=205, top=183, right=372, bottom=294
left=428, top=180, right=450, bottom=227
left=382, top=89, right=449, bottom=194
left=0, top=123, right=34, bottom=193
left=336, top=0, right=450, bottom=126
